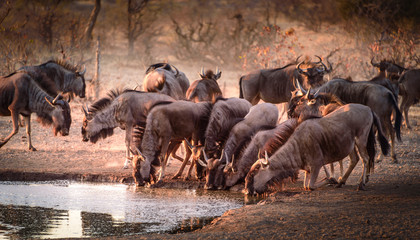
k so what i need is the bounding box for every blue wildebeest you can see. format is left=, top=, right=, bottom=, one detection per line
left=19, top=59, right=86, bottom=100
left=203, top=103, right=279, bottom=190
left=134, top=100, right=213, bottom=186
left=313, top=78, right=402, bottom=163
left=245, top=103, right=390, bottom=195
left=143, top=63, right=190, bottom=100
left=81, top=89, right=175, bottom=168
left=0, top=72, right=71, bottom=150
left=239, top=56, right=331, bottom=105
left=186, top=68, right=223, bottom=103
left=371, top=58, right=407, bottom=77
left=398, top=69, right=420, bottom=129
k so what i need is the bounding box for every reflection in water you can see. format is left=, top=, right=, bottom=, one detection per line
left=0, top=181, right=244, bottom=239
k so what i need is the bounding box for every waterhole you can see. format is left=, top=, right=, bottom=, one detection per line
left=0, top=181, right=244, bottom=239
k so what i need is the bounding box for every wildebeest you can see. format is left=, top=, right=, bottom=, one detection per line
left=143, top=63, right=190, bottom=100
left=81, top=89, right=175, bottom=168
left=239, top=56, right=331, bottom=105
left=19, top=59, right=86, bottom=100
left=0, top=72, right=71, bottom=150
left=135, top=100, right=213, bottom=186
left=204, top=97, right=252, bottom=158
left=245, top=103, right=390, bottom=195
left=313, top=78, right=402, bottom=162
left=223, top=118, right=299, bottom=188
left=186, top=68, right=223, bottom=103
left=371, top=58, right=407, bottom=76
left=204, top=103, right=278, bottom=189
left=398, top=69, right=420, bottom=129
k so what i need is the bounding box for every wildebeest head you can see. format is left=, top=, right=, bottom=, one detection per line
left=72, top=65, right=86, bottom=98
left=202, top=149, right=226, bottom=190
left=288, top=80, right=344, bottom=120
left=296, top=56, right=332, bottom=88
left=244, top=152, right=275, bottom=195
left=370, top=58, right=406, bottom=76
left=43, top=94, right=71, bottom=136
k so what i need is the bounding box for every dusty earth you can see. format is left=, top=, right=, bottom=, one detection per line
left=0, top=98, right=419, bottom=239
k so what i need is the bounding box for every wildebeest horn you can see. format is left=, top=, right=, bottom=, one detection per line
left=370, top=57, right=380, bottom=67
left=170, top=64, right=179, bottom=77
left=52, top=94, right=62, bottom=104
left=79, top=65, right=86, bottom=75
left=134, top=147, right=145, bottom=160
left=260, top=151, right=269, bottom=167
left=313, top=89, right=321, bottom=98
left=305, top=87, right=312, bottom=99
left=45, top=97, right=55, bottom=108
left=184, top=138, right=194, bottom=150
left=296, top=61, right=308, bottom=74
left=295, top=55, right=302, bottom=64
left=295, top=79, right=307, bottom=94
left=314, top=55, right=322, bottom=63
left=231, top=155, right=236, bottom=173
left=218, top=149, right=225, bottom=162
left=202, top=148, right=209, bottom=162
left=82, top=106, right=89, bottom=116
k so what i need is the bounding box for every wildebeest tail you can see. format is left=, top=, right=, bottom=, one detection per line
left=372, top=110, right=390, bottom=156
left=239, top=76, right=244, bottom=98
left=388, top=92, right=402, bottom=141
left=367, top=125, right=376, bottom=174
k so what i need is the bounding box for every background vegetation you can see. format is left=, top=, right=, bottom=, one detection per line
left=0, top=0, right=418, bottom=94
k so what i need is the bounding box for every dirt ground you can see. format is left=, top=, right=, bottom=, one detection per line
left=0, top=99, right=419, bottom=239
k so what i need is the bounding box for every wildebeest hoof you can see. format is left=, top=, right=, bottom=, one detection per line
left=336, top=182, right=345, bottom=188
left=151, top=180, right=164, bottom=188
left=357, top=183, right=366, bottom=191
left=327, top=177, right=338, bottom=185
left=391, top=158, right=398, bottom=164
left=29, top=146, right=37, bottom=151
left=171, top=174, right=181, bottom=179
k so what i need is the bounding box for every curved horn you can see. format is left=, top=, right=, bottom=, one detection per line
left=52, top=94, right=62, bottom=104
left=202, top=148, right=209, bottom=162
left=231, top=154, right=236, bottom=173
left=313, top=89, right=321, bottom=98
left=371, top=57, right=380, bottom=67
left=314, top=55, right=322, bottom=64
left=79, top=65, right=86, bottom=75
left=82, top=106, right=89, bottom=116
left=295, top=79, right=307, bottom=94
left=296, top=61, right=308, bottom=74
left=305, top=87, right=312, bottom=99
left=260, top=151, right=269, bottom=167
left=45, top=97, right=55, bottom=108
left=218, top=149, right=225, bottom=162
left=295, top=55, right=302, bottom=64
left=170, top=64, right=179, bottom=77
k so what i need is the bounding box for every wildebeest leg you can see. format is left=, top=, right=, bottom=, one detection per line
left=165, top=141, right=181, bottom=166
left=169, top=141, right=184, bottom=163
left=123, top=125, right=133, bottom=169
left=399, top=96, right=411, bottom=129
left=0, top=111, right=20, bottom=149
left=157, top=137, right=171, bottom=182
left=337, top=150, right=359, bottom=188
left=303, top=171, right=310, bottom=190
left=384, top=118, right=397, bottom=163
left=23, top=115, right=36, bottom=151
left=172, top=141, right=192, bottom=179
left=308, top=165, right=322, bottom=190
left=356, top=146, right=370, bottom=191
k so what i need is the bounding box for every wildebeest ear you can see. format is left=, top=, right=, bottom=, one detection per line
left=215, top=67, right=222, bottom=80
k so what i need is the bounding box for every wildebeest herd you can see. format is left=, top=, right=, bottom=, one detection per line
left=1, top=57, right=419, bottom=195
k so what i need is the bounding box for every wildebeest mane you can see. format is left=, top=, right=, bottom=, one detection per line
left=89, top=88, right=132, bottom=115
left=40, top=59, right=79, bottom=73
left=36, top=111, right=54, bottom=126
left=261, top=118, right=298, bottom=155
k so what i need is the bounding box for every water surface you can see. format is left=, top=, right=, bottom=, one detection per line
left=0, top=181, right=243, bottom=239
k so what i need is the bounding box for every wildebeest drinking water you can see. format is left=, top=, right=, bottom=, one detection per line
left=245, top=103, right=390, bottom=195
left=0, top=72, right=71, bottom=150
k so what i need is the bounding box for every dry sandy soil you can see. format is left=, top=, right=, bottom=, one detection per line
left=0, top=95, right=419, bottom=239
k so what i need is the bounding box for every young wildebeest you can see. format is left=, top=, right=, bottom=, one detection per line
left=0, top=72, right=71, bottom=150
left=19, top=59, right=86, bottom=100
left=239, top=56, right=331, bottom=105
left=315, top=78, right=402, bottom=163
left=186, top=68, right=223, bottom=103
left=81, top=89, right=175, bottom=168
left=143, top=63, right=190, bottom=100
left=204, top=103, right=279, bottom=190
left=245, top=103, right=390, bottom=195
left=398, top=69, right=420, bottom=129
left=135, top=101, right=213, bottom=186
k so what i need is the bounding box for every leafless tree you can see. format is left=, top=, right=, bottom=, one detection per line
left=83, top=0, right=101, bottom=48
left=127, top=0, right=150, bottom=56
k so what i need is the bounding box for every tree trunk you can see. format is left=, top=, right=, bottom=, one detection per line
left=89, top=36, right=101, bottom=100
left=83, top=0, right=101, bottom=48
